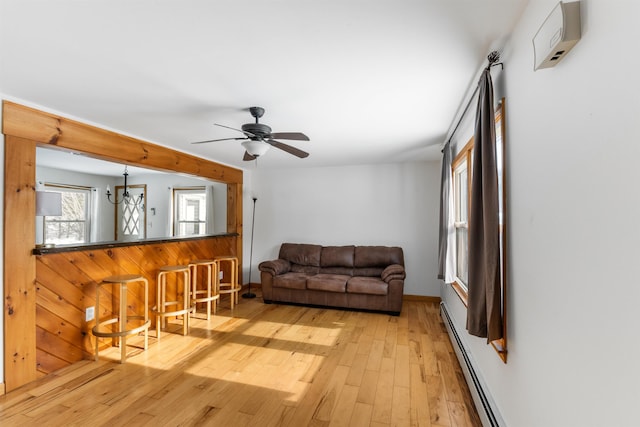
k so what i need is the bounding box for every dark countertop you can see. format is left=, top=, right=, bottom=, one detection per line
left=33, top=232, right=239, bottom=255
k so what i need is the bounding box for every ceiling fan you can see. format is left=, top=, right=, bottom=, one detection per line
left=191, top=106, right=310, bottom=161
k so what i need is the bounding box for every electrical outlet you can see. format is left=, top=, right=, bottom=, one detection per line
left=219, top=271, right=224, bottom=280
left=85, top=306, right=95, bottom=322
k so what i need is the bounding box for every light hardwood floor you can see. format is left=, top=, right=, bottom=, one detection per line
left=0, top=291, right=481, bottom=426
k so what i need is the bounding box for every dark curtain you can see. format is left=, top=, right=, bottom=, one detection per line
left=437, top=142, right=452, bottom=280
left=466, top=68, right=503, bottom=342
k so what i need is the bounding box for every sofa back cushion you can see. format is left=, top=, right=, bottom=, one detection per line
left=353, top=246, right=404, bottom=277
left=280, top=243, right=321, bottom=274
left=319, top=245, right=354, bottom=275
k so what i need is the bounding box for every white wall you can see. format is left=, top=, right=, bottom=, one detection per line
left=441, top=1, right=640, bottom=425
left=243, top=161, right=442, bottom=296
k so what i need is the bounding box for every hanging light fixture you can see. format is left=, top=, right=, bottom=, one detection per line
left=106, top=166, right=144, bottom=207
left=241, top=140, right=270, bottom=157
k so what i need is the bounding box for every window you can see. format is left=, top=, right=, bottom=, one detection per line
left=450, top=100, right=507, bottom=305
left=450, top=99, right=508, bottom=362
left=452, top=139, right=473, bottom=298
left=44, top=184, right=91, bottom=245
left=173, top=187, right=208, bottom=237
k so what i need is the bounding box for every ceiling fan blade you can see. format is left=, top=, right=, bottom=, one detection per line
left=266, top=139, right=309, bottom=158
left=214, top=123, right=257, bottom=138
left=243, top=151, right=257, bottom=161
left=191, top=137, right=247, bottom=144
left=269, top=132, right=310, bottom=141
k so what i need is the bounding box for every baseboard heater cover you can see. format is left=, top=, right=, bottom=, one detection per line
left=440, top=302, right=504, bottom=427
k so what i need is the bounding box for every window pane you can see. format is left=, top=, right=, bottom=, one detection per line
left=61, top=192, right=86, bottom=220
left=456, top=227, right=468, bottom=288
left=45, top=188, right=90, bottom=245
left=454, top=164, right=468, bottom=222
left=174, top=189, right=207, bottom=237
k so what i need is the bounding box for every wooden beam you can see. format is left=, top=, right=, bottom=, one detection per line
left=4, top=136, right=38, bottom=390
left=227, top=183, right=243, bottom=283
left=2, top=101, right=243, bottom=184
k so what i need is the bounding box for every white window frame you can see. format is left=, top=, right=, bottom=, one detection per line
left=173, top=187, right=207, bottom=237
left=451, top=139, right=473, bottom=298
left=43, top=183, right=92, bottom=245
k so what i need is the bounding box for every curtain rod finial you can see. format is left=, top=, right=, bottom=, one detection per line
left=488, top=51, right=500, bottom=64
left=487, top=51, right=503, bottom=70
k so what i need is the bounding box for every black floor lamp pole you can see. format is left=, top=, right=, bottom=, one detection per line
left=242, top=197, right=257, bottom=299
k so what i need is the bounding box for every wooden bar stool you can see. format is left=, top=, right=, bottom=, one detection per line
left=215, top=255, right=241, bottom=309
left=152, top=265, right=193, bottom=339
left=92, top=274, right=150, bottom=363
left=189, top=259, right=219, bottom=320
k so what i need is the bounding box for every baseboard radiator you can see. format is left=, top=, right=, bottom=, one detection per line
left=440, top=302, right=504, bottom=427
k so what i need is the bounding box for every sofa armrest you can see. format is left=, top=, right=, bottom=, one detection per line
left=259, top=259, right=291, bottom=276
left=381, top=264, right=406, bottom=283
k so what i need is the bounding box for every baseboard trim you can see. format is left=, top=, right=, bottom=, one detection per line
left=242, top=283, right=262, bottom=291
left=403, top=294, right=441, bottom=303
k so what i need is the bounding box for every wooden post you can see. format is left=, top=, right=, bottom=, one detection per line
left=4, top=136, right=38, bottom=390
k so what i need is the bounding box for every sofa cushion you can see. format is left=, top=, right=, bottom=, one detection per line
left=279, top=243, right=322, bottom=267
left=273, top=272, right=311, bottom=290
left=346, top=276, right=388, bottom=296
left=320, top=266, right=354, bottom=276
left=307, top=274, right=350, bottom=293
left=291, top=264, right=320, bottom=274
left=354, top=246, right=404, bottom=267
left=352, top=267, right=385, bottom=277
left=320, top=246, right=355, bottom=267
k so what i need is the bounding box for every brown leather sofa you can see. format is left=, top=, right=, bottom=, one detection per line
left=259, top=243, right=406, bottom=315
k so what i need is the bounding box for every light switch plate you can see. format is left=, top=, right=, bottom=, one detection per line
left=86, top=306, right=95, bottom=322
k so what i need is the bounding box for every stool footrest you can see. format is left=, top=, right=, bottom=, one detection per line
left=93, top=317, right=151, bottom=339
left=152, top=305, right=195, bottom=317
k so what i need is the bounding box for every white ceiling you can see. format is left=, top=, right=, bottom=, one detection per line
left=1, top=0, right=528, bottom=172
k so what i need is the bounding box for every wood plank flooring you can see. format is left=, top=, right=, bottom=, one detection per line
left=0, top=292, right=481, bottom=426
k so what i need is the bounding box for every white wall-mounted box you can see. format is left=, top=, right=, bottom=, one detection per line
left=533, top=1, right=581, bottom=70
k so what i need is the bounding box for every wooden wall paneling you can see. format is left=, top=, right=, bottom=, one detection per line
left=35, top=285, right=84, bottom=335
left=36, top=326, right=85, bottom=364
left=35, top=260, right=86, bottom=312
left=36, top=348, right=69, bottom=376
left=36, top=305, right=84, bottom=356
left=3, top=136, right=38, bottom=391
left=162, top=242, right=190, bottom=265
left=94, top=248, right=154, bottom=317
left=193, top=239, right=215, bottom=258
left=37, top=253, right=95, bottom=292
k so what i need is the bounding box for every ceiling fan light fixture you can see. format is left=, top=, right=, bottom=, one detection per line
left=242, top=140, right=270, bottom=157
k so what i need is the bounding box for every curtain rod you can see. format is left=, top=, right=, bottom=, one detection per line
left=444, top=51, right=503, bottom=150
